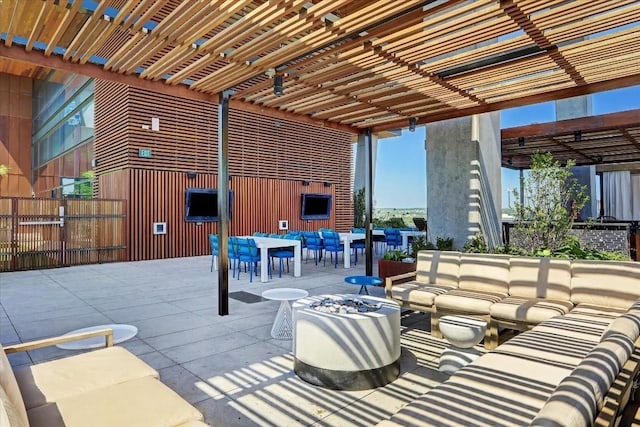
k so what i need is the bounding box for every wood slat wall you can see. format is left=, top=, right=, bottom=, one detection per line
left=94, top=79, right=130, bottom=173
left=95, top=82, right=354, bottom=260
left=0, top=73, right=32, bottom=197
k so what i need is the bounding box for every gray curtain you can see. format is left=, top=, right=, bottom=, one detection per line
left=603, top=171, right=632, bottom=220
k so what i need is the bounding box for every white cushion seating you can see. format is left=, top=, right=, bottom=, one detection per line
left=1, top=338, right=208, bottom=427
left=378, top=304, right=638, bottom=427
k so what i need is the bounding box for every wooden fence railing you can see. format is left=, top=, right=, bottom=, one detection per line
left=0, top=197, right=126, bottom=272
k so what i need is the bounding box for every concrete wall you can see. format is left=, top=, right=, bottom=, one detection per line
left=556, top=96, right=598, bottom=219
left=353, top=134, right=378, bottom=193
left=426, top=112, right=501, bottom=249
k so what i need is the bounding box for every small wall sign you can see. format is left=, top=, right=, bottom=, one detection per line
left=139, top=148, right=153, bottom=158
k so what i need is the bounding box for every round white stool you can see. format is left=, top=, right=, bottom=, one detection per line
left=438, top=315, right=487, bottom=374
left=439, top=315, right=487, bottom=348
left=262, top=288, right=309, bottom=339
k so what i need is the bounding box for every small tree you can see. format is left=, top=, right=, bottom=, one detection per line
left=513, top=151, right=588, bottom=254
left=353, top=188, right=365, bottom=228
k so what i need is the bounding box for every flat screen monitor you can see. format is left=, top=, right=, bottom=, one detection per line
left=301, top=193, right=331, bottom=220
left=185, top=188, right=233, bottom=222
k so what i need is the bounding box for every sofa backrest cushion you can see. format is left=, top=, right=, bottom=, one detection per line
left=571, top=260, right=640, bottom=309
left=530, top=333, right=634, bottom=427
left=415, top=250, right=460, bottom=287
left=508, top=257, right=571, bottom=300
left=458, top=253, right=510, bottom=294
left=0, top=344, right=29, bottom=427
left=600, top=312, right=640, bottom=342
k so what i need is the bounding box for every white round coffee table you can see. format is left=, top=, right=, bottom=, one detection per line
left=56, top=324, right=138, bottom=350
left=262, top=288, right=309, bottom=340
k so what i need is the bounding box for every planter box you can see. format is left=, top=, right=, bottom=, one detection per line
left=378, top=259, right=416, bottom=280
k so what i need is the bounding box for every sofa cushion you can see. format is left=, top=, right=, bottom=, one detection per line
left=534, top=308, right=622, bottom=344
left=458, top=253, right=510, bottom=294
left=435, top=289, right=506, bottom=315
left=492, top=329, right=596, bottom=369
left=529, top=375, right=598, bottom=427
left=415, top=250, right=460, bottom=287
left=1, top=384, right=29, bottom=427
left=490, top=297, right=573, bottom=323
left=600, top=312, right=640, bottom=341
left=389, top=281, right=454, bottom=307
left=570, top=260, right=640, bottom=309
left=508, top=257, right=571, bottom=300
left=26, top=376, right=203, bottom=427
left=0, top=343, right=29, bottom=426
left=530, top=333, right=634, bottom=427
left=386, top=352, right=572, bottom=426
left=15, top=345, right=158, bottom=409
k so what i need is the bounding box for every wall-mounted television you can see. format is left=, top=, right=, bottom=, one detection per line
left=301, top=193, right=332, bottom=220
left=185, top=188, right=233, bottom=222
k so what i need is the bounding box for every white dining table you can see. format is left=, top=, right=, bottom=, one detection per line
left=241, top=236, right=302, bottom=282
left=371, top=229, right=426, bottom=250
left=337, top=232, right=365, bottom=268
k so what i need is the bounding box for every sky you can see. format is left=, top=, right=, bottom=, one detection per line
left=370, top=85, right=640, bottom=209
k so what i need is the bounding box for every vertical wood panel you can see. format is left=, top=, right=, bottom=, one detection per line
left=0, top=72, right=32, bottom=198
left=95, top=82, right=355, bottom=261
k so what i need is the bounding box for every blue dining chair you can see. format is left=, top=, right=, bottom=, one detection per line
left=227, top=236, right=239, bottom=278
left=209, top=234, right=219, bottom=272
left=302, top=231, right=323, bottom=265
left=235, top=237, right=268, bottom=282
left=322, top=231, right=343, bottom=268
left=384, top=228, right=402, bottom=250
left=350, top=227, right=365, bottom=266
left=270, top=234, right=300, bottom=278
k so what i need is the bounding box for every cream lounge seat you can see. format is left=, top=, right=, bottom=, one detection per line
left=0, top=328, right=208, bottom=427
left=489, top=257, right=574, bottom=341
left=385, top=251, right=461, bottom=338
left=433, top=253, right=510, bottom=348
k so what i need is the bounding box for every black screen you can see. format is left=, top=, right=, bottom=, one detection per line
left=301, top=194, right=331, bottom=219
left=187, top=191, right=217, bottom=218
left=185, top=189, right=232, bottom=222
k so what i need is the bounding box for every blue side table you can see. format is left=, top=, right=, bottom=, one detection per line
left=344, top=275, right=383, bottom=295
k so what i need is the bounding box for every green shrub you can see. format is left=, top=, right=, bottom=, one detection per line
left=410, top=236, right=435, bottom=257
left=383, top=249, right=410, bottom=261
left=436, top=236, right=455, bottom=251
left=463, top=233, right=488, bottom=253
left=538, top=235, right=630, bottom=260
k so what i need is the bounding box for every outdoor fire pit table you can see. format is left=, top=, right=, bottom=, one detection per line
left=292, top=294, right=400, bottom=390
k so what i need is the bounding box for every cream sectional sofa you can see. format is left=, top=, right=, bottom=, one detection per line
left=381, top=251, right=640, bottom=426
left=377, top=302, right=640, bottom=426
left=0, top=329, right=208, bottom=427
left=385, top=251, right=640, bottom=349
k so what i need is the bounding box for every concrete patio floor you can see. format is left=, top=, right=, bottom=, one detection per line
left=0, top=254, right=467, bottom=426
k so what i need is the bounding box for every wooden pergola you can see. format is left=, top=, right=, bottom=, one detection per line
left=502, top=109, right=640, bottom=169
left=1, top=0, right=639, bottom=314
left=1, top=0, right=639, bottom=133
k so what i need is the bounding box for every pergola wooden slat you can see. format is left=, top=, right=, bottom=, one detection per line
left=502, top=110, right=640, bottom=169
left=0, top=0, right=638, bottom=133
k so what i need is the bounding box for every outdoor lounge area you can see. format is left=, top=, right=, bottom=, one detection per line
left=4, top=252, right=640, bottom=426
left=1, top=255, right=456, bottom=426
left=1, top=1, right=640, bottom=426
